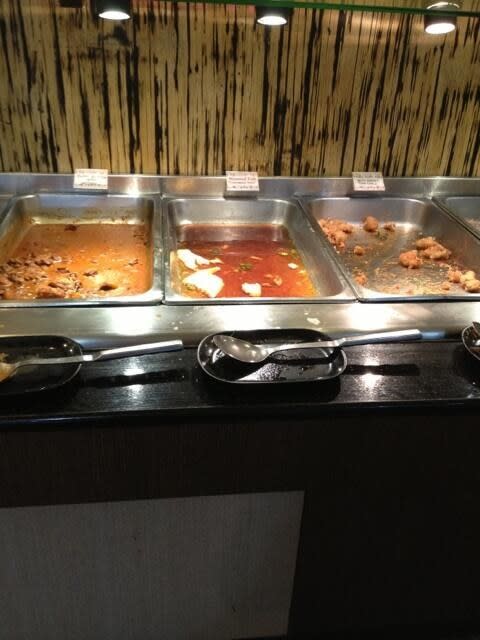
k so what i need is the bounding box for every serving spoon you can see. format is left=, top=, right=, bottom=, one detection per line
left=212, top=329, right=422, bottom=364
left=461, top=321, right=480, bottom=362
left=0, top=339, right=183, bottom=383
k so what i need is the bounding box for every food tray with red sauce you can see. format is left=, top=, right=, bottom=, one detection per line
left=163, top=197, right=354, bottom=303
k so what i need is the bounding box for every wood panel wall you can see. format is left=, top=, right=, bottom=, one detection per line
left=0, top=0, right=478, bottom=176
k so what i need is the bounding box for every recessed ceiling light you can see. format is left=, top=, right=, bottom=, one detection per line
left=256, top=6, right=292, bottom=26
left=96, top=0, right=131, bottom=20
left=424, top=1, right=459, bottom=34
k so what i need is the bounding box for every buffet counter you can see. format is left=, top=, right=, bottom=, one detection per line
left=2, top=175, right=480, bottom=637
left=0, top=174, right=478, bottom=347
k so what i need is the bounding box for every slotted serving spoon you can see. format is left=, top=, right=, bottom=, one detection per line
left=0, top=339, right=183, bottom=383
left=212, top=329, right=422, bottom=364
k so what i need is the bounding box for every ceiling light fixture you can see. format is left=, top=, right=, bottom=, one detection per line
left=256, top=6, right=292, bottom=26
left=96, top=0, right=131, bottom=20
left=424, top=1, right=459, bottom=34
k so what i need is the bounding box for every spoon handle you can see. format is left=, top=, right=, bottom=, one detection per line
left=271, top=340, right=340, bottom=353
left=338, top=329, right=422, bottom=347
left=271, top=329, right=422, bottom=355
left=93, top=340, right=184, bottom=361
left=10, top=340, right=184, bottom=368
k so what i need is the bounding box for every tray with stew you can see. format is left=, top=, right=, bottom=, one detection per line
left=163, top=197, right=354, bottom=303
left=0, top=193, right=162, bottom=306
left=299, top=196, right=480, bottom=301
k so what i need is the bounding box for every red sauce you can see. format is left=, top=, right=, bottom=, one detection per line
left=0, top=223, right=150, bottom=300
left=176, top=224, right=316, bottom=298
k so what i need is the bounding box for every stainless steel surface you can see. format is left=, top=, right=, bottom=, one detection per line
left=435, top=196, right=480, bottom=238
left=0, top=175, right=478, bottom=347
left=300, top=196, right=480, bottom=301
left=0, top=339, right=184, bottom=381
left=212, top=329, right=422, bottom=363
left=163, top=197, right=353, bottom=303
left=0, top=192, right=163, bottom=307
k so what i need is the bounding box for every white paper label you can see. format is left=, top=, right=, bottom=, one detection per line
left=225, top=171, right=259, bottom=192
left=352, top=171, right=385, bottom=192
left=73, top=168, right=109, bottom=190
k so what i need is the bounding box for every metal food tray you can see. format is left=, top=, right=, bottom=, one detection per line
left=163, top=197, right=354, bottom=303
left=434, top=197, right=480, bottom=239
left=0, top=193, right=163, bottom=306
left=298, top=196, right=480, bottom=301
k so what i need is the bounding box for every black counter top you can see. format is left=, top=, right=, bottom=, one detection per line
left=0, top=340, right=479, bottom=427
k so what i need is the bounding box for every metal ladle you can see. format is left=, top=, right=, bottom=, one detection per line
left=212, top=329, right=422, bottom=364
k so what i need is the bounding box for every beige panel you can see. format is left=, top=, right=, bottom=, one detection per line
left=0, top=491, right=304, bottom=640
left=0, top=2, right=478, bottom=176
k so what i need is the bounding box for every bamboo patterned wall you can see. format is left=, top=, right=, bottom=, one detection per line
left=0, top=0, right=478, bottom=176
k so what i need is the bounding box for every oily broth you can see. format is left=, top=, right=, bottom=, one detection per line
left=0, top=223, right=150, bottom=299
left=175, top=223, right=316, bottom=298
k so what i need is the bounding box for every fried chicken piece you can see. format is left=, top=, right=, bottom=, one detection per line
left=319, top=219, right=354, bottom=250
left=415, top=236, right=452, bottom=260
left=421, top=244, right=452, bottom=261
left=399, top=250, right=422, bottom=269
left=383, top=222, right=396, bottom=232
left=441, top=282, right=451, bottom=291
left=464, top=279, right=480, bottom=293
left=332, top=231, right=348, bottom=248
left=353, top=245, right=365, bottom=256
left=460, top=270, right=476, bottom=284
left=416, top=236, right=437, bottom=250
left=363, top=216, right=379, bottom=232
left=448, top=269, right=462, bottom=283
left=340, top=222, right=354, bottom=233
